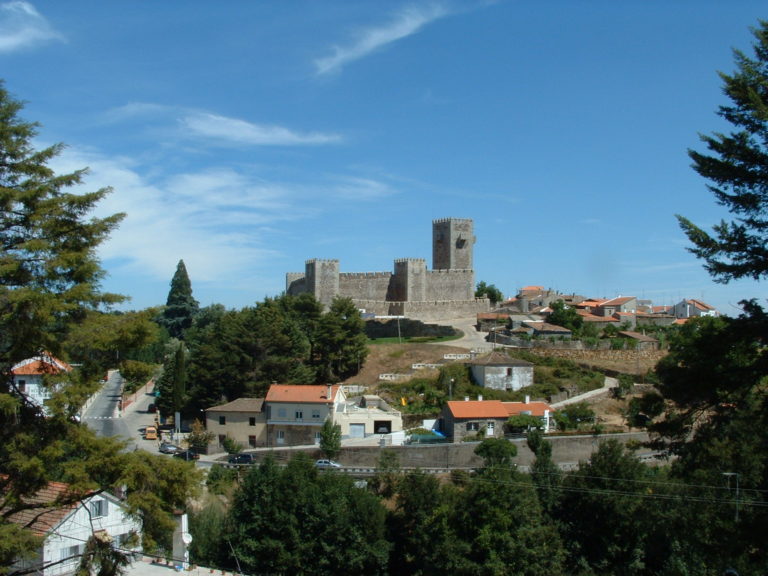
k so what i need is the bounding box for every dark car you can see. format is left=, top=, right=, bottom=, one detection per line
left=159, top=442, right=180, bottom=454
left=174, top=449, right=199, bottom=461
left=147, top=403, right=156, bottom=413
left=228, top=453, right=255, bottom=465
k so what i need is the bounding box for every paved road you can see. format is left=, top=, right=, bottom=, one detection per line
left=83, top=372, right=162, bottom=452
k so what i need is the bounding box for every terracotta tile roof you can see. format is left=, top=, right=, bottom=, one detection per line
left=4, top=481, right=86, bottom=536
left=688, top=298, right=715, bottom=311
left=266, top=384, right=340, bottom=404
left=446, top=400, right=509, bottom=419
left=618, top=331, right=658, bottom=343
left=522, top=321, right=571, bottom=333
left=12, top=354, right=72, bottom=376
left=476, top=313, right=509, bottom=320
left=503, top=401, right=552, bottom=417
left=471, top=351, right=533, bottom=367
left=601, top=296, right=635, bottom=306
left=206, top=397, right=265, bottom=412
left=520, top=285, right=544, bottom=293
left=577, top=310, right=618, bottom=322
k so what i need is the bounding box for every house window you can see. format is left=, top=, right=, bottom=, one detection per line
left=277, top=408, right=287, bottom=418
left=89, top=499, right=108, bottom=518
left=312, top=410, right=321, bottom=419
left=218, top=416, right=226, bottom=425
left=487, top=421, right=495, bottom=433
left=466, top=422, right=479, bottom=432
left=17, top=379, right=25, bottom=392
left=248, top=435, right=257, bottom=448
left=249, top=417, right=256, bottom=426
left=62, top=544, right=82, bottom=562
left=295, top=410, right=303, bottom=420
left=506, top=368, right=513, bottom=376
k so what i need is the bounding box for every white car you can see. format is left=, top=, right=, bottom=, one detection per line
left=315, top=459, right=342, bottom=469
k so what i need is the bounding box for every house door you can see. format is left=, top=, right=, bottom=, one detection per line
left=349, top=423, right=365, bottom=438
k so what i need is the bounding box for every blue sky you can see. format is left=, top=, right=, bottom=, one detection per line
left=2, top=1, right=766, bottom=315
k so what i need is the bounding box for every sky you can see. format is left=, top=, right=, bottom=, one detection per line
left=1, top=1, right=766, bottom=316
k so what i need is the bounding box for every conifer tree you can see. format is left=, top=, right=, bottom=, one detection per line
left=160, top=259, right=199, bottom=339
left=678, top=20, right=768, bottom=282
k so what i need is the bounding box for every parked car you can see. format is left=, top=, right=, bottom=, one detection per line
left=174, top=449, right=199, bottom=461
left=159, top=442, right=180, bottom=454
left=147, top=403, right=156, bottom=413
left=315, top=459, right=342, bottom=469
left=228, top=453, right=255, bottom=465
left=144, top=426, right=158, bottom=440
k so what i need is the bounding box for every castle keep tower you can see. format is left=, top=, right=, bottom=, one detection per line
left=432, top=218, right=475, bottom=271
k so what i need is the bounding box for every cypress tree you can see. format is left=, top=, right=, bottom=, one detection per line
left=160, top=259, right=199, bottom=339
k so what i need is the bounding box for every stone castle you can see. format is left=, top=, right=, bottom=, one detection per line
left=286, top=218, right=491, bottom=321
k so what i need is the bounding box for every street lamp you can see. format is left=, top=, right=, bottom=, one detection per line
left=722, top=472, right=740, bottom=522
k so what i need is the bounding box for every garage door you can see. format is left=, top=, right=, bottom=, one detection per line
left=349, top=423, right=365, bottom=438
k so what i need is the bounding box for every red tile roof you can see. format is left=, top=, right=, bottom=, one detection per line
left=266, top=384, right=340, bottom=404
left=12, top=354, right=72, bottom=376
left=503, top=401, right=552, bottom=417
left=446, top=400, right=509, bottom=419
left=4, top=481, right=87, bottom=536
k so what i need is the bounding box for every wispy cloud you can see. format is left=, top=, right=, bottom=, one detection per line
left=314, top=3, right=449, bottom=76
left=49, top=145, right=397, bottom=294
left=0, top=1, right=63, bottom=53
left=180, top=112, right=342, bottom=146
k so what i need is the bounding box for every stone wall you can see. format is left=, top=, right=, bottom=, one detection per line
left=240, top=431, right=652, bottom=470
left=338, top=272, right=392, bottom=301
left=426, top=268, right=474, bottom=300
left=522, top=348, right=667, bottom=373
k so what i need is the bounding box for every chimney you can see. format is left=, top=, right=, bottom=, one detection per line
left=327, top=385, right=332, bottom=400
left=464, top=396, right=470, bottom=402
left=525, top=395, right=530, bottom=404
left=478, top=394, right=483, bottom=402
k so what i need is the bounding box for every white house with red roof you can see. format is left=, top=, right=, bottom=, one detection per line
left=11, top=353, right=72, bottom=415
left=264, top=384, right=404, bottom=446
left=672, top=298, right=719, bottom=319
left=7, top=481, right=141, bottom=576
left=503, top=397, right=554, bottom=433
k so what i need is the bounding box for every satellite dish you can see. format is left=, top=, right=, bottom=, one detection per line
left=182, top=532, right=193, bottom=545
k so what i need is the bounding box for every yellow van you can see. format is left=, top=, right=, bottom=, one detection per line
left=144, top=426, right=158, bottom=440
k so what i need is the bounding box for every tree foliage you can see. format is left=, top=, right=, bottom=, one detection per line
left=227, top=454, right=389, bottom=575
left=475, top=281, right=503, bottom=304
left=546, top=299, right=584, bottom=332
left=159, top=260, right=199, bottom=339
left=319, top=418, right=341, bottom=460
left=0, top=84, right=199, bottom=572
left=679, top=20, right=768, bottom=282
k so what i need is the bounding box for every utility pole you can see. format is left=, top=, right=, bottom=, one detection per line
left=722, top=472, right=740, bottom=522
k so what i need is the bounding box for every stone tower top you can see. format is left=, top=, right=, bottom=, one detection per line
left=432, top=218, right=474, bottom=271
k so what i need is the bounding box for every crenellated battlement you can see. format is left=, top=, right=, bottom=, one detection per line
left=285, top=218, right=482, bottom=319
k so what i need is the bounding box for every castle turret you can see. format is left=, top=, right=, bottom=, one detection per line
left=305, top=259, right=339, bottom=309
left=432, top=218, right=475, bottom=271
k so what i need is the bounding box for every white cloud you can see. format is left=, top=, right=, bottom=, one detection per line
left=180, top=112, right=341, bottom=146
left=314, top=3, right=449, bottom=76
left=47, top=145, right=396, bottom=291
left=0, top=1, right=63, bottom=53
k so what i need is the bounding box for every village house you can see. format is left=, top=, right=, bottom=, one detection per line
left=673, top=298, right=719, bottom=319
left=469, top=350, right=534, bottom=392
left=11, top=353, right=72, bottom=415
left=438, top=398, right=509, bottom=442
left=205, top=397, right=267, bottom=449
left=6, top=481, right=141, bottom=576
left=503, top=397, right=554, bottom=433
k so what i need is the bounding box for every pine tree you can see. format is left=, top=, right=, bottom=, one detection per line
left=160, top=259, right=199, bottom=339
left=678, top=20, right=768, bottom=282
